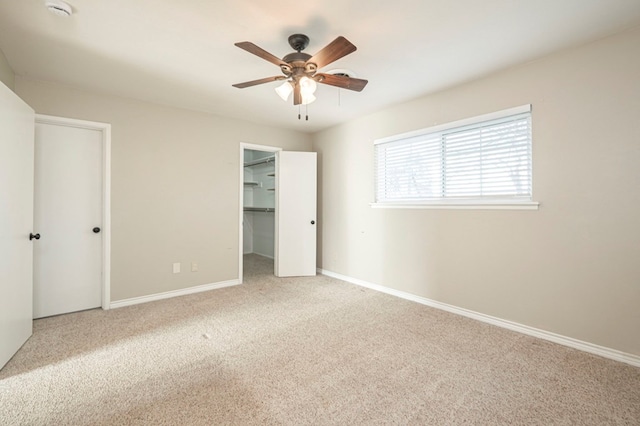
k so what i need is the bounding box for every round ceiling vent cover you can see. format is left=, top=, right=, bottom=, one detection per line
left=325, top=69, right=358, bottom=78
left=45, top=0, right=73, bottom=17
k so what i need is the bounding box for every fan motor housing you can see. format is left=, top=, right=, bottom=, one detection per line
left=282, top=52, right=311, bottom=63
left=282, top=51, right=316, bottom=79
left=283, top=34, right=316, bottom=79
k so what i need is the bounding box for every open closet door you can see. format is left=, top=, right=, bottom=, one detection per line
left=0, top=82, right=35, bottom=369
left=276, top=151, right=317, bottom=277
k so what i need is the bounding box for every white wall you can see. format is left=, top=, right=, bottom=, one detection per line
left=0, top=48, right=14, bottom=90
left=15, top=77, right=311, bottom=301
left=312, top=27, right=640, bottom=356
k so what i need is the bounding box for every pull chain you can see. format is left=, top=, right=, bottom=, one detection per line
left=296, top=104, right=309, bottom=121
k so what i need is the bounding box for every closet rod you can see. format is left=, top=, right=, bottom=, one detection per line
left=244, top=156, right=275, bottom=167
left=243, top=207, right=275, bottom=213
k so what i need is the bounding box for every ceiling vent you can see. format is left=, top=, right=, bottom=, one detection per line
left=45, top=0, right=73, bottom=17
left=325, top=69, right=358, bottom=79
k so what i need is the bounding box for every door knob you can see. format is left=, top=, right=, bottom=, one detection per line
left=310, top=220, right=315, bottom=225
left=29, top=233, right=40, bottom=240
left=93, top=227, right=101, bottom=233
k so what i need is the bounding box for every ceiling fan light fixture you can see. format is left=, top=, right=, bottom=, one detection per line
left=301, top=93, right=316, bottom=105
left=275, top=81, right=293, bottom=101
left=299, top=77, right=317, bottom=96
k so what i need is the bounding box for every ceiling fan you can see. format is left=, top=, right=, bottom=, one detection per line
left=232, top=34, right=368, bottom=106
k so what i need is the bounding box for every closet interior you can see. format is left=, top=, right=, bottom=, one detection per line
left=243, top=149, right=276, bottom=267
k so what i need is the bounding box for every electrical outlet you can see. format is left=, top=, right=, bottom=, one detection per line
left=173, top=262, right=180, bottom=273
left=191, top=262, right=198, bottom=272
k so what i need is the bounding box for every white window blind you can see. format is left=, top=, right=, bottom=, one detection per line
left=374, top=106, right=532, bottom=206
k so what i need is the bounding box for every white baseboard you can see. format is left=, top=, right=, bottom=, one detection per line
left=109, top=279, right=241, bottom=309
left=318, top=268, right=640, bottom=368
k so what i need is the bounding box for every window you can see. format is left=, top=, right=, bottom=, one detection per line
left=373, top=105, right=537, bottom=209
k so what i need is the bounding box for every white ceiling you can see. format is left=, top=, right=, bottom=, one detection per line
left=1, top=0, right=640, bottom=133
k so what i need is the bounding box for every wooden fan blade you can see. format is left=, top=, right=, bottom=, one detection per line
left=293, top=83, right=302, bottom=105
left=235, top=41, right=288, bottom=67
left=307, top=36, right=356, bottom=69
left=315, top=73, right=368, bottom=92
left=232, top=76, right=285, bottom=89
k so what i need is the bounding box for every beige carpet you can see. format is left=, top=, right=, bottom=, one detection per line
left=1, top=254, right=639, bottom=425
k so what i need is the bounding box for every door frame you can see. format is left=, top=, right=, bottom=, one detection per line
left=238, top=142, right=281, bottom=283
left=35, top=114, right=112, bottom=310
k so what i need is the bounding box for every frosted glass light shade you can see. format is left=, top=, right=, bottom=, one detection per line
left=299, top=77, right=317, bottom=105
left=301, top=94, right=316, bottom=105
left=299, top=77, right=317, bottom=96
left=275, top=81, right=293, bottom=101
left=275, top=78, right=317, bottom=104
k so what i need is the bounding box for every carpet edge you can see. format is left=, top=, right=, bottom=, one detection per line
left=317, top=268, right=640, bottom=368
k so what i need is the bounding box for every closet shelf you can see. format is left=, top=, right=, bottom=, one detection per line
left=244, top=156, right=275, bottom=167
left=244, top=207, right=275, bottom=213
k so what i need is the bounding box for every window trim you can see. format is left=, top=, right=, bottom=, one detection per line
left=372, top=105, right=539, bottom=210
left=370, top=200, right=539, bottom=210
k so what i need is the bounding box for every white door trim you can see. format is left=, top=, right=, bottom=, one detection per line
left=35, top=114, right=112, bottom=310
left=238, top=143, right=281, bottom=283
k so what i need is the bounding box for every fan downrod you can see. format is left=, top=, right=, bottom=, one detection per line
left=288, top=34, right=310, bottom=52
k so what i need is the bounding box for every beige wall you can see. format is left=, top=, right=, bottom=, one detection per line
left=312, top=27, right=640, bottom=356
left=15, top=77, right=312, bottom=301
left=0, top=48, right=14, bottom=90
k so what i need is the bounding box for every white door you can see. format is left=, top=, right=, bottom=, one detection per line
left=276, top=151, right=317, bottom=277
left=33, top=122, right=103, bottom=319
left=0, top=82, right=34, bottom=369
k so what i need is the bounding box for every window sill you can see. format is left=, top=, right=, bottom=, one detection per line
left=370, top=201, right=540, bottom=210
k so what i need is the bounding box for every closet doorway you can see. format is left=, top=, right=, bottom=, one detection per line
left=238, top=143, right=317, bottom=282
left=241, top=144, right=279, bottom=280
